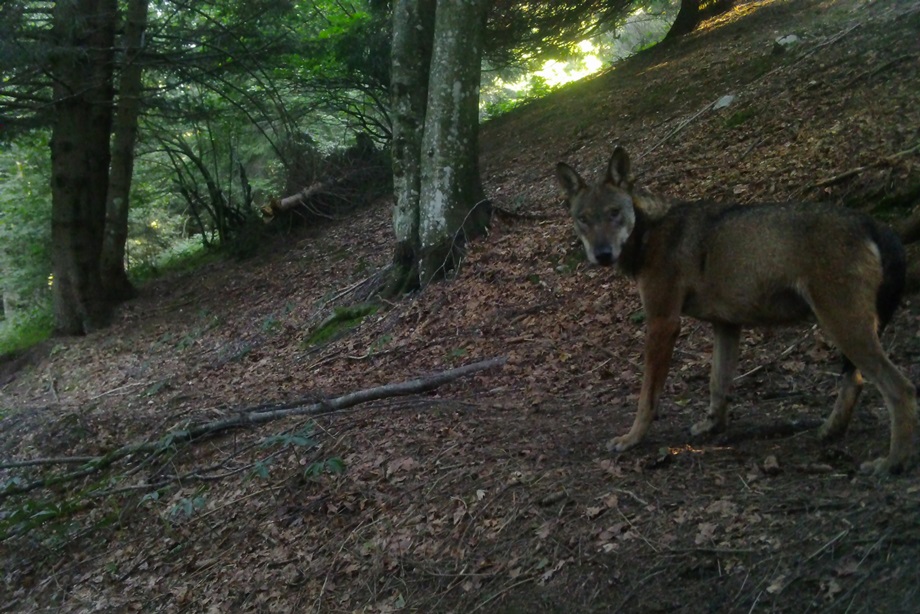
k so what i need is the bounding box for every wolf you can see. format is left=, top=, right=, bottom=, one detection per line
left=556, top=147, right=917, bottom=474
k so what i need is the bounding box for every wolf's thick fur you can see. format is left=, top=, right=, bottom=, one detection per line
left=556, top=147, right=917, bottom=474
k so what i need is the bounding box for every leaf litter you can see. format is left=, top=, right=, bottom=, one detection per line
left=3, top=0, right=920, bottom=612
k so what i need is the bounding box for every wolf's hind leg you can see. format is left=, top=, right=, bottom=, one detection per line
left=692, top=323, right=741, bottom=437
left=819, top=357, right=864, bottom=441
left=852, top=350, right=916, bottom=475
left=814, top=306, right=916, bottom=474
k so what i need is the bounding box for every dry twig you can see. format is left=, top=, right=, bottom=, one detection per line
left=810, top=141, right=920, bottom=190
left=0, top=357, right=507, bottom=499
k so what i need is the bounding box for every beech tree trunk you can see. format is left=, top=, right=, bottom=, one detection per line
left=417, top=0, right=489, bottom=284
left=389, top=0, right=437, bottom=295
left=101, top=0, right=148, bottom=303
left=49, top=0, right=118, bottom=334
left=388, top=0, right=490, bottom=294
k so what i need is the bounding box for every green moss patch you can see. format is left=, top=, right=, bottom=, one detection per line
left=303, top=303, right=379, bottom=347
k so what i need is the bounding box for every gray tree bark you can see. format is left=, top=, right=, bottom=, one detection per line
left=388, top=0, right=436, bottom=295
left=388, top=0, right=490, bottom=293
left=417, top=0, right=489, bottom=284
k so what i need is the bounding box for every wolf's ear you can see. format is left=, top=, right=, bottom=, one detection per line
left=606, top=147, right=631, bottom=187
left=556, top=162, right=584, bottom=197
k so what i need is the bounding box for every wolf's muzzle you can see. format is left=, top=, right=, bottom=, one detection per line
left=594, top=246, right=614, bottom=266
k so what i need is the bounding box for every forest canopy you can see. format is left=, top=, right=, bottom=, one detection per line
left=0, top=0, right=680, bottom=345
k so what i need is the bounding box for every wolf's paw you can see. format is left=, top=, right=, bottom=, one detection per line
left=690, top=417, right=724, bottom=437
left=859, top=455, right=910, bottom=476
left=607, top=433, right=641, bottom=453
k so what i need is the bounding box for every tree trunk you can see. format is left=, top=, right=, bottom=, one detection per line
left=664, top=0, right=701, bottom=41
left=388, top=0, right=490, bottom=293
left=49, top=0, right=118, bottom=334
left=388, top=0, right=437, bottom=295
left=664, top=0, right=736, bottom=41
left=101, top=0, right=148, bottom=303
left=417, top=0, right=489, bottom=284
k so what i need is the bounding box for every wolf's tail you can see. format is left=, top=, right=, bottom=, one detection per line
left=871, top=222, right=906, bottom=331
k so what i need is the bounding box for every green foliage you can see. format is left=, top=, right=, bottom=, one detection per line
left=369, top=333, right=393, bottom=353
left=251, top=459, right=272, bottom=479
left=175, top=310, right=223, bottom=350
left=725, top=108, right=758, bottom=128
left=127, top=239, right=215, bottom=286
left=304, top=303, right=379, bottom=346
left=0, top=495, right=83, bottom=540
left=0, top=0, right=677, bottom=349
left=167, top=492, right=207, bottom=522
left=446, top=347, right=468, bottom=362
left=0, top=306, right=53, bottom=356
left=481, top=4, right=674, bottom=120
left=261, top=426, right=318, bottom=450
left=483, top=75, right=560, bottom=120
left=144, top=378, right=172, bottom=397
left=0, top=131, right=54, bottom=352
left=549, top=248, right=587, bottom=275
left=483, top=0, right=675, bottom=72
left=255, top=424, right=347, bottom=481
left=261, top=314, right=281, bottom=333
left=281, top=2, right=390, bottom=143
left=0, top=132, right=52, bottom=321
left=304, top=457, right=346, bottom=478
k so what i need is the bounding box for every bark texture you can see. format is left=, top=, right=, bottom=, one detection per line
left=417, top=0, right=489, bottom=284
left=389, top=0, right=437, bottom=293
left=50, top=0, right=118, bottom=334
left=388, top=0, right=490, bottom=292
left=101, top=0, right=149, bottom=302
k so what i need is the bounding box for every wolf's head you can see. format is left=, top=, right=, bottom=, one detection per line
left=556, top=147, right=637, bottom=267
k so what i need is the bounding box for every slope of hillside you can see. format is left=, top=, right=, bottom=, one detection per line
left=3, top=0, right=920, bottom=611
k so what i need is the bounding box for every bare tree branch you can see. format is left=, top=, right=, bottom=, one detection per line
left=0, top=357, right=507, bottom=499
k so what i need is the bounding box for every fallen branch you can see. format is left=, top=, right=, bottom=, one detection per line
left=203, top=356, right=506, bottom=429
left=810, top=141, right=920, bottom=189
left=0, top=357, right=507, bottom=499
left=734, top=326, right=816, bottom=383
left=641, top=99, right=717, bottom=158
left=737, top=136, right=766, bottom=165
left=843, top=53, right=917, bottom=89
left=712, top=418, right=824, bottom=445
left=760, top=22, right=862, bottom=85
left=0, top=455, right=98, bottom=470
left=90, top=381, right=149, bottom=401
left=811, top=166, right=867, bottom=189
left=640, top=22, right=863, bottom=164
left=261, top=181, right=335, bottom=218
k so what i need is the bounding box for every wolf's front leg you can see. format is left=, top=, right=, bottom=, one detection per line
left=609, top=316, right=680, bottom=452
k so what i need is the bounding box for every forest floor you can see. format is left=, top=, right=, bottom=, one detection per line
left=3, top=0, right=920, bottom=612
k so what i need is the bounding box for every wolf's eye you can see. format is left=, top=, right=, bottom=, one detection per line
left=577, top=215, right=589, bottom=226
left=609, top=211, right=621, bottom=222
